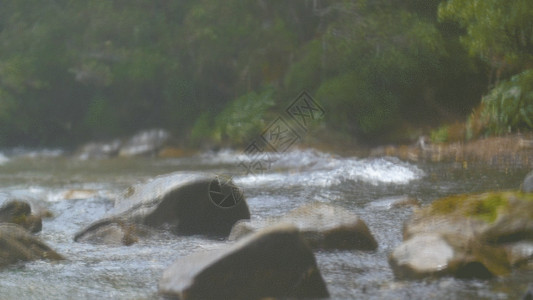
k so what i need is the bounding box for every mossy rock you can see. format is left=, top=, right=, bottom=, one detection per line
left=427, top=191, right=533, bottom=223
left=0, top=223, right=63, bottom=268
left=393, top=191, right=533, bottom=280
left=0, top=200, right=42, bottom=233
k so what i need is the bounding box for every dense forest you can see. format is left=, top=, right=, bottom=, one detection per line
left=0, top=0, right=531, bottom=148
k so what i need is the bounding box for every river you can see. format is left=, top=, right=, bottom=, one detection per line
left=0, top=148, right=531, bottom=299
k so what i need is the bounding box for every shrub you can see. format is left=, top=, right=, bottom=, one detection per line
left=480, top=69, right=533, bottom=135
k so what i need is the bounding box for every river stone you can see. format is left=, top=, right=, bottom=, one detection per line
left=76, top=139, right=122, bottom=159
left=480, top=197, right=533, bottom=244
left=522, top=170, right=533, bottom=193
left=74, top=219, right=142, bottom=246
left=505, top=241, right=533, bottom=267
left=524, top=284, right=533, bottom=300
left=159, top=225, right=329, bottom=300
left=118, top=129, right=170, bottom=157
left=389, top=234, right=454, bottom=279
left=75, top=173, right=250, bottom=245
left=229, top=202, right=378, bottom=250
left=389, top=233, right=507, bottom=279
left=367, top=195, right=420, bottom=210
left=392, top=191, right=532, bottom=279
left=0, top=200, right=42, bottom=233
left=0, top=223, right=63, bottom=268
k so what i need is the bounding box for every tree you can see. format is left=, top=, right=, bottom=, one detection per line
left=439, top=0, right=533, bottom=72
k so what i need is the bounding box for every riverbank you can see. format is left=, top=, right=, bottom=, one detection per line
left=26, top=128, right=533, bottom=172
left=296, top=132, right=533, bottom=169
left=368, top=134, right=533, bottom=168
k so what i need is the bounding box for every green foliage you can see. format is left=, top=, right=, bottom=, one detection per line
left=211, top=87, right=276, bottom=145
left=430, top=126, right=449, bottom=143
left=190, top=112, right=213, bottom=144
left=0, top=0, right=507, bottom=147
left=83, top=96, right=120, bottom=138
left=316, top=72, right=398, bottom=136
left=480, top=70, right=533, bottom=135
left=439, top=0, right=533, bottom=67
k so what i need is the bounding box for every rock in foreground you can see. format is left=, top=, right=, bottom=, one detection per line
left=0, top=200, right=42, bottom=233
left=159, top=225, right=329, bottom=300
left=0, top=224, right=63, bottom=268
left=230, top=202, right=377, bottom=251
left=75, top=173, right=250, bottom=245
left=390, top=191, right=533, bottom=279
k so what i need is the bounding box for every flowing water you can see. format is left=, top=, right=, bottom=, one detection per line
left=0, top=148, right=531, bottom=299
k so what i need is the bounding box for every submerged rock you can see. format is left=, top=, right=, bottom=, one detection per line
left=0, top=223, right=63, bottom=268
left=230, top=202, right=377, bottom=251
left=76, top=139, right=122, bottom=160
left=366, top=195, right=420, bottom=210
left=390, top=191, right=533, bottom=279
left=74, top=219, right=145, bottom=246
left=159, top=225, right=329, bottom=300
left=522, top=170, right=533, bottom=193
left=0, top=200, right=42, bottom=233
left=524, top=284, right=533, bottom=300
left=118, top=129, right=170, bottom=157
left=75, top=173, right=250, bottom=245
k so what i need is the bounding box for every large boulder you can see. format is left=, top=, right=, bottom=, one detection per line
left=118, top=129, right=170, bottom=157
left=229, top=202, right=377, bottom=251
left=390, top=191, right=533, bottom=279
left=0, top=223, right=63, bottom=268
left=159, top=225, right=329, bottom=300
left=75, top=173, right=250, bottom=245
left=389, top=233, right=508, bottom=279
left=0, top=200, right=42, bottom=233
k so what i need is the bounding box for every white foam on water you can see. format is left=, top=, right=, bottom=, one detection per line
left=0, top=152, right=9, bottom=165
left=234, top=150, right=424, bottom=188
left=9, top=148, right=64, bottom=159
left=0, top=185, right=116, bottom=203
left=196, top=148, right=251, bottom=164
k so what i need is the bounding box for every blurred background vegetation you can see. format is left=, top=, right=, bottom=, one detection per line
left=0, top=0, right=531, bottom=148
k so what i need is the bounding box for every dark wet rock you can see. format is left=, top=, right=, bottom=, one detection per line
left=524, top=284, right=533, bottom=300
left=229, top=202, right=377, bottom=251
left=118, top=129, right=170, bottom=157
left=75, top=173, right=250, bottom=245
left=159, top=225, right=329, bottom=300
left=76, top=139, right=122, bottom=160
left=390, top=191, right=533, bottom=279
left=0, top=223, right=63, bottom=268
left=0, top=200, right=42, bottom=233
